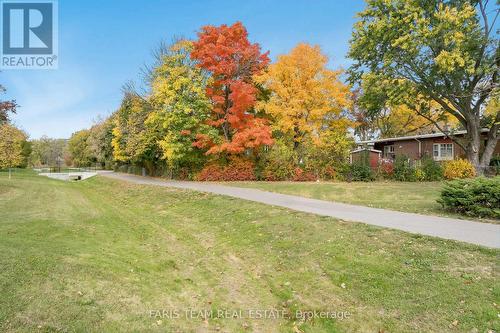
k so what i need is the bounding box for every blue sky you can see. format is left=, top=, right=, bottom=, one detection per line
left=3, top=0, right=366, bottom=139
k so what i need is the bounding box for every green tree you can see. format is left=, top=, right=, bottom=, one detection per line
left=349, top=0, right=499, bottom=171
left=19, top=140, right=32, bottom=168
left=0, top=124, right=28, bottom=178
left=87, top=117, right=114, bottom=169
left=111, top=88, right=159, bottom=174
left=146, top=39, right=212, bottom=172
left=30, top=136, right=68, bottom=167
left=68, top=129, right=92, bottom=167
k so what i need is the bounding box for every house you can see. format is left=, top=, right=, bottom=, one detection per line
left=352, top=129, right=499, bottom=164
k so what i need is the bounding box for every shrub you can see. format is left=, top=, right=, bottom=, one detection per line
left=258, top=141, right=296, bottom=181
left=378, top=159, right=394, bottom=178
left=175, top=167, right=191, bottom=180
left=321, top=165, right=337, bottom=180
left=261, top=169, right=279, bottom=181
left=393, top=155, right=416, bottom=181
left=438, top=177, right=500, bottom=218
left=196, top=157, right=256, bottom=181
left=224, top=158, right=256, bottom=181
left=347, top=161, right=374, bottom=181
left=292, top=167, right=317, bottom=181
left=345, top=150, right=374, bottom=181
left=421, top=157, right=443, bottom=181
left=303, top=137, right=351, bottom=181
left=414, top=167, right=426, bottom=181
left=196, top=163, right=224, bottom=181
left=443, top=159, right=476, bottom=180
left=490, top=155, right=500, bottom=167
left=489, top=155, right=500, bottom=176
left=319, top=164, right=347, bottom=181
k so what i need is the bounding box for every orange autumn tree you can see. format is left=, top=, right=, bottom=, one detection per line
left=255, top=43, right=352, bottom=151
left=190, top=22, right=273, bottom=155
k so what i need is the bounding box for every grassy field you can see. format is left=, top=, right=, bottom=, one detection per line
left=0, top=171, right=499, bottom=332
left=226, top=181, right=498, bottom=222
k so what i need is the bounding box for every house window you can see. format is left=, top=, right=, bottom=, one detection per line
left=433, top=143, right=453, bottom=160
left=383, top=145, right=395, bottom=159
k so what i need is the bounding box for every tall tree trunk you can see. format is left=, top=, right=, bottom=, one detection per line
left=479, top=127, right=499, bottom=171
left=222, top=86, right=231, bottom=141
left=293, top=126, right=301, bottom=150
left=465, top=117, right=481, bottom=172
left=465, top=117, right=499, bottom=174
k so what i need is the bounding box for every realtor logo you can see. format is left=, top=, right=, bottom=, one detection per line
left=1, top=0, right=58, bottom=69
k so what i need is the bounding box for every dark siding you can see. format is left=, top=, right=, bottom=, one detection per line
left=371, top=132, right=497, bottom=161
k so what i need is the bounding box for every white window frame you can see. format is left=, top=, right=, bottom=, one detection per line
left=433, top=143, right=454, bottom=161
left=383, top=145, right=395, bottom=159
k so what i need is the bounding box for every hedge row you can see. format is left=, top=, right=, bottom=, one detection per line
left=349, top=156, right=482, bottom=182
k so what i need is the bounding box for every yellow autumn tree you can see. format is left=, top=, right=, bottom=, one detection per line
left=377, top=103, right=459, bottom=138
left=255, top=43, right=352, bottom=151
left=111, top=91, right=153, bottom=164
left=0, top=124, right=28, bottom=178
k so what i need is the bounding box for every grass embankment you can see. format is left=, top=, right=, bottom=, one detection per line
left=0, top=171, right=498, bottom=332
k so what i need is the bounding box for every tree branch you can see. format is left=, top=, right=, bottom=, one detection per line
left=413, top=108, right=467, bottom=151
left=397, top=62, right=468, bottom=125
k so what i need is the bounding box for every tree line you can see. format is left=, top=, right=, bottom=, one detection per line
left=2, top=0, right=498, bottom=178
left=67, top=26, right=357, bottom=180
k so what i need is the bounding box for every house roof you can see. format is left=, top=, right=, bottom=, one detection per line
left=359, top=129, right=490, bottom=144
left=350, top=148, right=382, bottom=154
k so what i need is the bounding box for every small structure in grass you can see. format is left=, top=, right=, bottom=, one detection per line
left=349, top=148, right=381, bottom=170
left=39, top=171, right=97, bottom=181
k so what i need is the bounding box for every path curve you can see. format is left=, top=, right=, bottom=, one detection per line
left=100, top=172, right=500, bottom=248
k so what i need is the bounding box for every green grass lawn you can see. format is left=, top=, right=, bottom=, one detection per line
left=0, top=171, right=499, bottom=332
left=227, top=181, right=498, bottom=223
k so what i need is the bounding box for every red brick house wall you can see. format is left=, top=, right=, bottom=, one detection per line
left=373, top=133, right=498, bottom=161
left=393, top=140, right=419, bottom=160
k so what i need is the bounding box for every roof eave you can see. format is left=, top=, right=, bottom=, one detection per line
left=357, top=128, right=490, bottom=145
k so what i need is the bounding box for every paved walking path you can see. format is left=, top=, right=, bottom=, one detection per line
left=101, top=172, right=500, bottom=248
